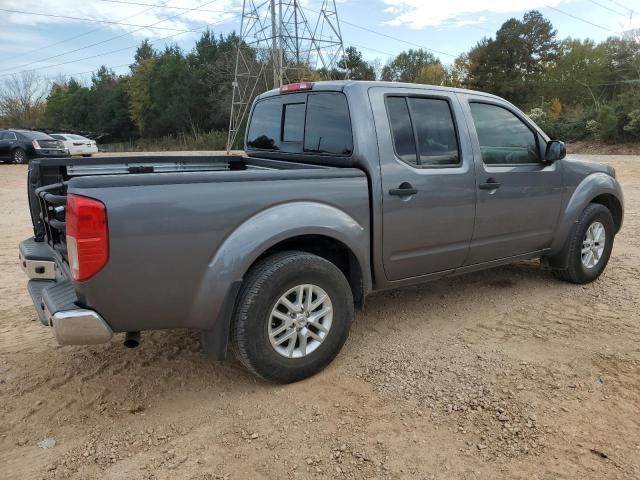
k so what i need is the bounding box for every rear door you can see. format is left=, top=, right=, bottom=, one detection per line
left=369, top=87, right=477, bottom=281
left=460, top=95, right=563, bottom=264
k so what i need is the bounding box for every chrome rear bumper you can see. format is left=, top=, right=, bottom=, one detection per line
left=21, top=237, right=114, bottom=346
left=45, top=307, right=113, bottom=345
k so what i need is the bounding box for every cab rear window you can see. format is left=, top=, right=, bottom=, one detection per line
left=247, top=92, right=353, bottom=156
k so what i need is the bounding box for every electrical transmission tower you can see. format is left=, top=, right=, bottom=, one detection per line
left=226, top=0, right=345, bottom=152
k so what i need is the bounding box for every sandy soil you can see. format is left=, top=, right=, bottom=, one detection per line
left=1, top=155, right=639, bottom=480
left=567, top=142, right=640, bottom=156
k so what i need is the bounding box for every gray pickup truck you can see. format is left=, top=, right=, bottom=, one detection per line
left=20, top=81, right=624, bottom=383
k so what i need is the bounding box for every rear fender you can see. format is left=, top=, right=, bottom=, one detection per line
left=190, top=201, right=370, bottom=357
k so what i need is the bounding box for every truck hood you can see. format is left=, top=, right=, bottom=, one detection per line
left=563, top=155, right=616, bottom=179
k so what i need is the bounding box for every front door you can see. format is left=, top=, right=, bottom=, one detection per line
left=461, top=97, right=563, bottom=264
left=369, top=87, right=477, bottom=281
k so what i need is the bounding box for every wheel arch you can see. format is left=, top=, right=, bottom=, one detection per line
left=548, top=172, right=623, bottom=268
left=193, top=201, right=371, bottom=360
left=591, top=193, right=622, bottom=233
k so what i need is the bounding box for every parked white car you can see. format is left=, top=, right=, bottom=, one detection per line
left=50, top=134, right=98, bottom=157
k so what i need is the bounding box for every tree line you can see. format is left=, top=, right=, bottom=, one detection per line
left=0, top=10, right=639, bottom=145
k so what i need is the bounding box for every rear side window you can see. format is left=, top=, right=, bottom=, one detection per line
left=304, top=94, right=352, bottom=155
left=469, top=102, right=540, bottom=165
left=247, top=92, right=352, bottom=156
left=386, top=96, right=460, bottom=167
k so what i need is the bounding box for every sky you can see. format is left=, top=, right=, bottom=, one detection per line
left=0, top=0, right=638, bottom=83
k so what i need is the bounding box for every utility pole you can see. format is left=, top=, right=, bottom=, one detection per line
left=226, top=0, right=345, bottom=152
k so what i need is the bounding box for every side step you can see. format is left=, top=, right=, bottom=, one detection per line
left=19, top=238, right=57, bottom=280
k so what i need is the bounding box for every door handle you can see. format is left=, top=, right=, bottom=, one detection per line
left=479, top=180, right=501, bottom=190
left=389, top=183, right=418, bottom=196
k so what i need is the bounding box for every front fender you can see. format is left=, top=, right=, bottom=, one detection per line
left=188, top=201, right=370, bottom=335
left=549, top=172, right=624, bottom=256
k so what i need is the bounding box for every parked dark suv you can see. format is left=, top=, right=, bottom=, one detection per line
left=0, top=129, right=68, bottom=164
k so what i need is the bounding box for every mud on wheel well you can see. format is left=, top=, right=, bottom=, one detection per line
left=254, top=235, right=365, bottom=308
left=592, top=194, right=623, bottom=233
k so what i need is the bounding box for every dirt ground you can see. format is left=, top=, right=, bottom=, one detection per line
left=1, top=155, right=639, bottom=480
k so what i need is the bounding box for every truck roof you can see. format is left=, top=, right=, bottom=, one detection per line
left=257, top=80, right=505, bottom=102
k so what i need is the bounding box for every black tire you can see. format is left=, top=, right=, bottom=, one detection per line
left=231, top=250, right=354, bottom=383
left=82, top=154, right=92, bottom=157
left=552, top=203, right=615, bottom=284
left=12, top=148, right=28, bottom=164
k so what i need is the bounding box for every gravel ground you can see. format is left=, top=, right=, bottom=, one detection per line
left=1, top=154, right=639, bottom=479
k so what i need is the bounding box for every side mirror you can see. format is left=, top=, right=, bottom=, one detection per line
left=545, top=140, right=566, bottom=162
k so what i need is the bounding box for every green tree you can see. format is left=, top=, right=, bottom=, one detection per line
left=465, top=10, right=558, bottom=106
left=337, top=47, right=375, bottom=80
left=381, top=49, right=442, bottom=83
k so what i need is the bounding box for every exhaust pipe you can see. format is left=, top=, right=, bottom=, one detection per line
left=124, top=331, right=140, bottom=348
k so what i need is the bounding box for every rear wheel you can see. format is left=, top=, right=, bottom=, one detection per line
left=232, top=251, right=353, bottom=383
left=12, top=148, right=27, bottom=164
left=552, top=203, right=615, bottom=284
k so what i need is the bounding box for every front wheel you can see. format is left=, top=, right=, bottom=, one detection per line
left=552, top=203, right=615, bottom=284
left=12, top=148, right=28, bottom=164
left=231, top=251, right=354, bottom=383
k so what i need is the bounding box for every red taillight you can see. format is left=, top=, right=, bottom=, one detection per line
left=66, top=194, right=108, bottom=281
left=279, top=82, right=314, bottom=93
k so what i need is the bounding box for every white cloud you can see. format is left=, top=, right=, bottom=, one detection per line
left=2, top=0, right=239, bottom=39
left=381, top=0, right=565, bottom=29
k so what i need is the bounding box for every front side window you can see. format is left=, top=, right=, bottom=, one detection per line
left=304, top=94, right=352, bottom=155
left=469, top=102, right=540, bottom=165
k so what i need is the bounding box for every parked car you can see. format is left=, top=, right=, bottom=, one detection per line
left=0, top=129, right=68, bottom=164
left=49, top=133, right=98, bottom=157
left=20, top=81, right=624, bottom=383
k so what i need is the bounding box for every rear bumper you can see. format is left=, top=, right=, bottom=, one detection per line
left=20, top=238, right=113, bottom=345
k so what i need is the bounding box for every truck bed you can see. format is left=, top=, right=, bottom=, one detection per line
left=26, top=153, right=370, bottom=333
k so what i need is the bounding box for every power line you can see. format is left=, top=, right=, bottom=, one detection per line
left=605, top=0, right=635, bottom=14
left=0, top=8, right=209, bottom=32
left=587, top=0, right=629, bottom=17
left=4, top=2, right=162, bottom=63
left=0, top=15, right=232, bottom=78
left=97, top=1, right=459, bottom=60
left=544, top=4, right=621, bottom=34
left=96, top=0, right=229, bottom=14
left=0, top=0, right=226, bottom=75
left=301, top=6, right=457, bottom=58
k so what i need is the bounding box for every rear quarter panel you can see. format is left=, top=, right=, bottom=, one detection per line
left=68, top=168, right=370, bottom=332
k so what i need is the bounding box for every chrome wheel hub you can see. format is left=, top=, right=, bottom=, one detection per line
left=268, top=284, right=333, bottom=358
left=581, top=221, right=606, bottom=269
